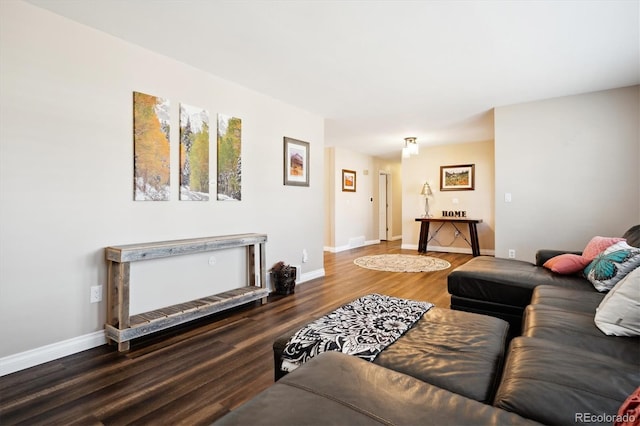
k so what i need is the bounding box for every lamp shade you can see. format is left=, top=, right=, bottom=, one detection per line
left=421, top=182, right=433, bottom=196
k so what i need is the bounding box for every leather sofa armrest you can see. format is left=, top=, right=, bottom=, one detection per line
left=535, top=249, right=583, bottom=266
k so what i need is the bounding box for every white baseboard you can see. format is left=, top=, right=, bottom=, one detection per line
left=0, top=330, right=107, bottom=376
left=298, top=268, right=325, bottom=283
left=327, top=244, right=349, bottom=253
left=324, top=239, right=380, bottom=253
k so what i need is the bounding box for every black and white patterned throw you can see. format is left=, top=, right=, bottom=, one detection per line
left=281, top=293, right=433, bottom=372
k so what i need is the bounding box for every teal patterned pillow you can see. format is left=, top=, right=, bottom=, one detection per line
left=584, top=241, right=640, bottom=292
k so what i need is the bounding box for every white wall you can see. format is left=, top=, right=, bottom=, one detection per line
left=0, top=1, right=325, bottom=368
left=402, top=141, right=495, bottom=254
left=494, top=86, right=640, bottom=261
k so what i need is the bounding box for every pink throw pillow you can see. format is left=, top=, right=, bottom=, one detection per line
left=615, top=386, right=640, bottom=426
left=582, top=236, right=625, bottom=260
left=543, top=253, right=591, bottom=274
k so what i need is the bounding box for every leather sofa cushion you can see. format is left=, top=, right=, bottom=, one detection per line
left=522, top=304, right=639, bottom=365
left=215, top=351, right=541, bottom=426
left=274, top=307, right=509, bottom=404
left=448, top=256, right=593, bottom=308
left=529, top=285, right=604, bottom=314
left=494, top=337, right=640, bottom=426
left=374, top=307, right=508, bottom=403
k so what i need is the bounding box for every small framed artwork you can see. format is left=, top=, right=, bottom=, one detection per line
left=440, top=164, right=475, bottom=191
left=284, top=137, right=310, bottom=187
left=342, top=169, right=356, bottom=192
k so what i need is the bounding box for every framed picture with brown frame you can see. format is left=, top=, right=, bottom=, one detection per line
left=342, top=169, right=356, bottom=192
left=440, top=164, right=475, bottom=191
left=283, top=137, right=310, bottom=187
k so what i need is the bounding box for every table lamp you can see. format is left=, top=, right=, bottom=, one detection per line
left=421, top=182, right=433, bottom=217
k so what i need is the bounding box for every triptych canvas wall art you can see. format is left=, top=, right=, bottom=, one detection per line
left=132, top=91, right=242, bottom=202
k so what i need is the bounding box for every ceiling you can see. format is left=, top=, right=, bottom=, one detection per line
left=27, top=0, right=640, bottom=159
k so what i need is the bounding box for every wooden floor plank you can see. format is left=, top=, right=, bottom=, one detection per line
left=0, top=242, right=471, bottom=425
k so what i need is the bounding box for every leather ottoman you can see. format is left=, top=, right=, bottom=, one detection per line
left=273, top=306, right=509, bottom=403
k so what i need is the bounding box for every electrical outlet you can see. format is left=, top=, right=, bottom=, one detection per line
left=508, top=249, right=516, bottom=259
left=90, top=285, right=103, bottom=303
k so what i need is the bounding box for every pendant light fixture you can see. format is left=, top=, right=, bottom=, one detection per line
left=402, top=137, right=418, bottom=158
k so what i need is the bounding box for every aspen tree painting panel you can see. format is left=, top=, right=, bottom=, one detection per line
left=179, top=104, right=210, bottom=201
left=133, top=91, right=171, bottom=201
left=217, top=114, right=242, bottom=201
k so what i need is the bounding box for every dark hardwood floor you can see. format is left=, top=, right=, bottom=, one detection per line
left=0, top=241, right=472, bottom=425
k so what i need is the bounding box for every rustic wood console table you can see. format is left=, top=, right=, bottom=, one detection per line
left=105, top=233, right=268, bottom=351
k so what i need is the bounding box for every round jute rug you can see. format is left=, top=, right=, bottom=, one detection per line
left=353, top=254, right=451, bottom=273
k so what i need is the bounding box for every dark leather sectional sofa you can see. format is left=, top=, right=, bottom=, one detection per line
left=214, top=226, right=639, bottom=425
left=448, top=225, right=640, bottom=335
left=493, top=285, right=639, bottom=425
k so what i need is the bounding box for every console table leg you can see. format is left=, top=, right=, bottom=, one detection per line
left=469, top=223, right=480, bottom=256
left=418, top=222, right=430, bottom=253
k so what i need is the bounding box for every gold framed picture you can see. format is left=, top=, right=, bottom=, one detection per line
left=342, top=169, right=356, bottom=192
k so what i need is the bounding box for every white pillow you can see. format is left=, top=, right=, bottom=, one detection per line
left=594, top=266, right=640, bottom=336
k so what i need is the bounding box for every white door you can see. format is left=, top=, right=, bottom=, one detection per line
left=378, top=173, right=388, bottom=240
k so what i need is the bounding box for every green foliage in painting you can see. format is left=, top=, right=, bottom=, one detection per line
left=133, top=92, right=170, bottom=200
left=217, top=115, right=242, bottom=201
left=179, top=104, right=210, bottom=201
left=190, top=121, right=209, bottom=193
left=179, top=117, right=192, bottom=189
